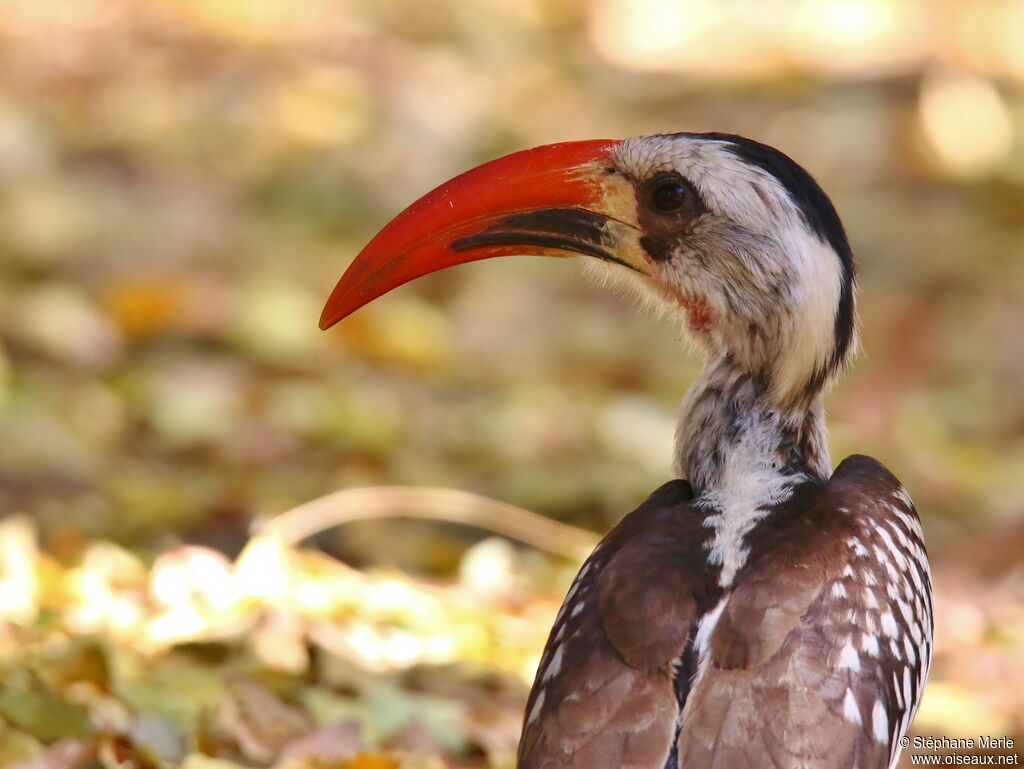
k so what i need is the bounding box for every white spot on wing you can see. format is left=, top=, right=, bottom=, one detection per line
left=694, top=597, right=729, bottom=661
left=847, top=538, right=869, bottom=557
left=872, top=699, right=889, bottom=744
left=864, top=613, right=879, bottom=634
left=527, top=689, right=546, bottom=724
left=885, top=519, right=912, bottom=549
left=903, top=634, right=917, bottom=666
left=542, top=644, right=563, bottom=681
left=894, top=487, right=913, bottom=508
left=910, top=620, right=922, bottom=644
left=843, top=688, right=862, bottom=724
left=875, top=527, right=909, bottom=569
left=564, top=581, right=580, bottom=603
left=881, top=612, right=898, bottom=638
left=862, top=634, right=880, bottom=657
left=897, top=598, right=914, bottom=626
left=885, top=560, right=900, bottom=585
left=837, top=639, right=860, bottom=671
left=554, top=582, right=580, bottom=624
left=908, top=563, right=924, bottom=594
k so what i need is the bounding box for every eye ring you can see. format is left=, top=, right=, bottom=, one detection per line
left=647, top=174, right=690, bottom=214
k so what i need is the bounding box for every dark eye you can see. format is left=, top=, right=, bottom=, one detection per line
left=649, top=177, right=689, bottom=214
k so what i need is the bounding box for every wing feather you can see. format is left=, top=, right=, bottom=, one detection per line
left=677, top=455, right=933, bottom=769
left=518, top=480, right=713, bottom=769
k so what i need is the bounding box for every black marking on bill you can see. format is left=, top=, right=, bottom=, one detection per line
left=450, top=208, right=637, bottom=271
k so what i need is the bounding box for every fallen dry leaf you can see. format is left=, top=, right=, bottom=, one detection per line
left=216, top=675, right=315, bottom=764
left=278, top=720, right=363, bottom=764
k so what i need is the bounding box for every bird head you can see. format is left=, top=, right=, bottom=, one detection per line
left=322, top=133, right=856, bottom=409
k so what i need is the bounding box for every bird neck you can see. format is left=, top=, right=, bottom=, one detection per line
left=674, top=353, right=831, bottom=498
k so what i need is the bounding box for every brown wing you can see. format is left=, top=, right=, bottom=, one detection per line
left=518, top=480, right=719, bottom=769
left=677, top=455, right=933, bottom=769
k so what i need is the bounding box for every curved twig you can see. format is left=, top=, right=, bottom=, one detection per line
left=258, top=486, right=599, bottom=561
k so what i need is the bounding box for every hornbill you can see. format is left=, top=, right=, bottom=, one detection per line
left=320, top=133, right=933, bottom=769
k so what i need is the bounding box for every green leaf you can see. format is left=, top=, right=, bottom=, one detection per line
left=0, top=689, right=90, bottom=741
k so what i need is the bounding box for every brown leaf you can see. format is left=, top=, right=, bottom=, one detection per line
left=461, top=703, right=522, bottom=760
left=381, top=718, right=438, bottom=754
left=278, top=720, right=362, bottom=764
left=216, top=676, right=314, bottom=764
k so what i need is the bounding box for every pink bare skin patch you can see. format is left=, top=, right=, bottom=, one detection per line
left=668, top=286, right=713, bottom=334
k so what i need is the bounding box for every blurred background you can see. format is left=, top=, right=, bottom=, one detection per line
left=1, top=0, right=1023, bottom=767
